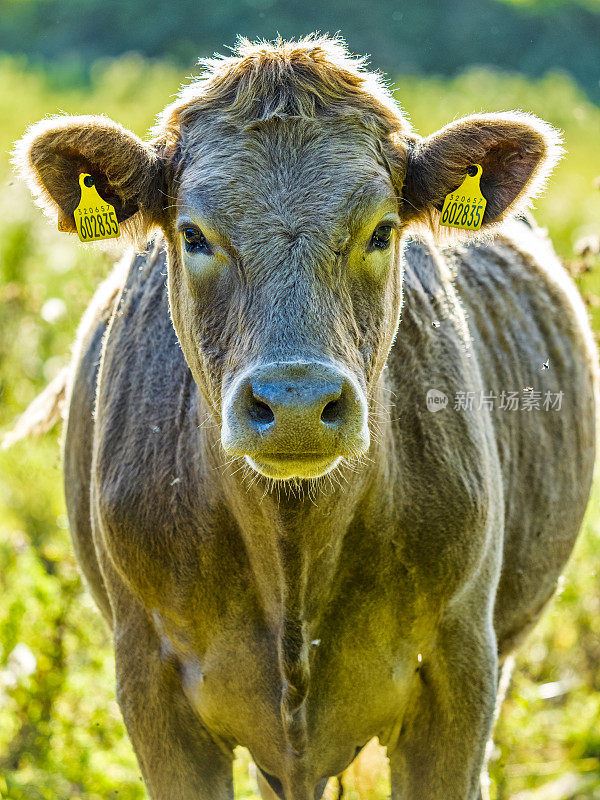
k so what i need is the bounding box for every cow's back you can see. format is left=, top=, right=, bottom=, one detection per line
left=398, top=221, right=597, bottom=655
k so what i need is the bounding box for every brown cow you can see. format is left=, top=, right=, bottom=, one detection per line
left=12, top=36, right=597, bottom=800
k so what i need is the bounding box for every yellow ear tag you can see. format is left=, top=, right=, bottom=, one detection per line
left=440, top=164, right=487, bottom=231
left=74, top=173, right=120, bottom=242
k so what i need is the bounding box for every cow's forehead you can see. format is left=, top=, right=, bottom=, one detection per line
left=176, top=119, right=397, bottom=241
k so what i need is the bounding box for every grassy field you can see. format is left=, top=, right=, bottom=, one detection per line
left=0, top=55, right=599, bottom=799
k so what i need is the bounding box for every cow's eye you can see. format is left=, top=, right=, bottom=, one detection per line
left=370, top=224, right=393, bottom=251
left=182, top=226, right=212, bottom=255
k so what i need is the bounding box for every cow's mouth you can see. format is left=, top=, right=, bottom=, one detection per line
left=246, top=453, right=342, bottom=480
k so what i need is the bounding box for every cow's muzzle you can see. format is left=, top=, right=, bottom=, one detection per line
left=221, top=361, right=370, bottom=479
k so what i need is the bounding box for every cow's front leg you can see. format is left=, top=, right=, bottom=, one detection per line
left=113, top=607, right=234, bottom=800
left=389, top=614, right=498, bottom=800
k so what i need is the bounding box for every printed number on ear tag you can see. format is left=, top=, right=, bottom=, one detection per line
left=74, top=173, right=120, bottom=242
left=440, top=164, right=487, bottom=231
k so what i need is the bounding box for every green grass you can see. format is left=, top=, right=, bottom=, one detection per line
left=0, top=55, right=599, bottom=799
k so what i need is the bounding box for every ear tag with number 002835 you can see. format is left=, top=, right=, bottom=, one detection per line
left=74, top=173, right=120, bottom=242
left=440, top=164, right=487, bottom=231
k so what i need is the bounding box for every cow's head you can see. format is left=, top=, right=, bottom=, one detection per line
left=15, top=37, right=561, bottom=481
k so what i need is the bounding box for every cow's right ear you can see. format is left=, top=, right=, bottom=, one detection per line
left=13, top=115, right=166, bottom=236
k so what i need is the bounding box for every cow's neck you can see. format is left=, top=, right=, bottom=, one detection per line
left=217, top=377, right=391, bottom=632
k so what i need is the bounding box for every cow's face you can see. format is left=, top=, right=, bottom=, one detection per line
left=164, top=118, right=405, bottom=479
left=16, top=43, right=560, bottom=481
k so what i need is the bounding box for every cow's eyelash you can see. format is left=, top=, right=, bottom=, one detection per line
left=181, top=226, right=212, bottom=256
left=369, top=225, right=394, bottom=251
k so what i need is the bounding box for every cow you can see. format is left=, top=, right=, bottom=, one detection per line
left=11, top=35, right=597, bottom=800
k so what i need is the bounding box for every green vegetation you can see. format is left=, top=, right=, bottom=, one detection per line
left=0, top=53, right=599, bottom=799
left=1, top=0, right=600, bottom=104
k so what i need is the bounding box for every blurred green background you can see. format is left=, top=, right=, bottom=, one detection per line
left=0, top=1, right=599, bottom=798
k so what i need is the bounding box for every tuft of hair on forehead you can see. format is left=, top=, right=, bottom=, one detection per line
left=152, top=34, right=412, bottom=146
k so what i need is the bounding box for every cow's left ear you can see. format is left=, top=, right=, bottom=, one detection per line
left=401, top=112, right=563, bottom=226
left=13, top=115, right=166, bottom=237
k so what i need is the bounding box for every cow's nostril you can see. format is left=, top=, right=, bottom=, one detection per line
left=250, top=399, right=275, bottom=425
left=321, top=398, right=343, bottom=424
left=222, top=362, right=370, bottom=472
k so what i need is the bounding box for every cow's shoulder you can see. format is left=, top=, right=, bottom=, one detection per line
left=386, top=235, right=502, bottom=598
left=90, top=241, right=229, bottom=599
left=95, top=239, right=192, bottom=461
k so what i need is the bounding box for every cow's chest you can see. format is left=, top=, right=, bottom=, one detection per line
left=95, top=454, right=428, bottom=776
left=152, top=554, right=422, bottom=780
